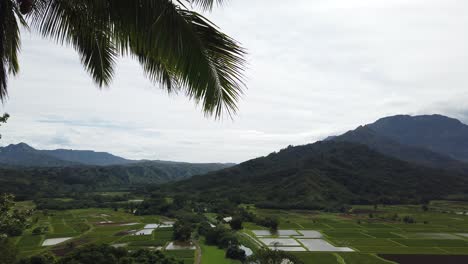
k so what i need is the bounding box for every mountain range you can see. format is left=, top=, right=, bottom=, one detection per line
left=0, top=143, right=135, bottom=166
left=329, top=114, right=468, bottom=171
left=2, top=114, right=468, bottom=206
left=162, top=114, right=468, bottom=207
left=0, top=143, right=233, bottom=199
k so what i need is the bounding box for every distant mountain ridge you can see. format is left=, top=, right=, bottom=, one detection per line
left=0, top=142, right=235, bottom=198
left=42, top=149, right=135, bottom=166
left=367, top=114, right=468, bottom=162
left=329, top=114, right=468, bottom=170
left=0, top=143, right=79, bottom=167
left=0, top=142, right=135, bottom=166
left=0, top=160, right=234, bottom=199
left=165, top=141, right=468, bottom=207
left=161, top=113, right=468, bottom=208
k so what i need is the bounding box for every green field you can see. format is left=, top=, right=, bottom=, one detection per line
left=201, top=243, right=240, bottom=264
left=13, top=208, right=181, bottom=259
left=237, top=202, right=468, bottom=263
left=12, top=201, right=468, bottom=263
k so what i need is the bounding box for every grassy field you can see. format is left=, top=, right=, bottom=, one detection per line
left=200, top=242, right=241, bottom=264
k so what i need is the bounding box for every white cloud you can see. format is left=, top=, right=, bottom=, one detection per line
left=1, top=0, right=468, bottom=163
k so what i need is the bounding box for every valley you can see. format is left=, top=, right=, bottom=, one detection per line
left=11, top=198, right=468, bottom=264
left=4, top=114, right=468, bottom=264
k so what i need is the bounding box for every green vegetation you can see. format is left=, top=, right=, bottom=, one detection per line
left=8, top=198, right=468, bottom=264
left=1, top=193, right=33, bottom=236
left=1, top=0, right=246, bottom=117
left=159, top=141, right=468, bottom=209
left=0, top=161, right=230, bottom=200
left=201, top=243, right=240, bottom=264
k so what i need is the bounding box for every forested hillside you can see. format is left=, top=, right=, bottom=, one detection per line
left=0, top=161, right=232, bottom=199
left=163, top=141, right=468, bottom=209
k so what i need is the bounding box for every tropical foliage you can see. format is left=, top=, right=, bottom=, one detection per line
left=0, top=113, right=8, bottom=139
left=1, top=0, right=245, bottom=117
left=18, top=244, right=182, bottom=264
left=0, top=193, right=33, bottom=236
left=158, top=141, right=468, bottom=208
left=247, top=249, right=303, bottom=264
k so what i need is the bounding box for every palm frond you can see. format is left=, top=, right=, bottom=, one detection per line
left=0, top=0, right=23, bottom=100
left=32, top=0, right=116, bottom=87
left=28, top=0, right=246, bottom=117
left=184, top=0, right=224, bottom=11
left=109, top=0, right=246, bottom=117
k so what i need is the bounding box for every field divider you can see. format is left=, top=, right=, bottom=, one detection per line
left=360, top=232, right=376, bottom=238
left=435, top=247, right=451, bottom=254
left=333, top=253, right=346, bottom=264
left=294, top=237, right=309, bottom=251
left=240, top=232, right=263, bottom=248
left=388, top=239, right=407, bottom=247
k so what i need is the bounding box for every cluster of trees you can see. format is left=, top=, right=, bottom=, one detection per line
left=220, top=206, right=279, bottom=231
left=173, top=220, right=194, bottom=242
left=16, top=244, right=183, bottom=264
left=365, top=213, right=418, bottom=224
left=199, top=223, right=246, bottom=261
left=34, top=194, right=129, bottom=210
left=0, top=193, right=32, bottom=236
left=0, top=193, right=31, bottom=264
left=247, top=249, right=304, bottom=264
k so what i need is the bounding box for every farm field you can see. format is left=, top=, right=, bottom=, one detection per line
left=239, top=202, right=468, bottom=263
left=12, top=207, right=193, bottom=263
left=12, top=201, right=468, bottom=263
left=200, top=242, right=241, bottom=264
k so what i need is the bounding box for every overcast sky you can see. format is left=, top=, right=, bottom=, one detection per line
left=1, top=0, right=468, bottom=163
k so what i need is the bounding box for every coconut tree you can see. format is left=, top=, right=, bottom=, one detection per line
left=0, top=0, right=246, bottom=117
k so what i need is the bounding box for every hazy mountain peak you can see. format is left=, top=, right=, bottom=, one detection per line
left=2, top=142, right=36, bottom=152
left=0, top=143, right=133, bottom=167
left=367, top=114, right=468, bottom=161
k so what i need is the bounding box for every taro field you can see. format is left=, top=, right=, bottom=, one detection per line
left=12, top=207, right=194, bottom=264
left=13, top=201, right=468, bottom=263
left=239, top=201, right=468, bottom=263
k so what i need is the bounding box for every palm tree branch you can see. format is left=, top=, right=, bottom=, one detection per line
left=28, top=0, right=246, bottom=117
left=1, top=0, right=23, bottom=100
left=31, top=0, right=117, bottom=87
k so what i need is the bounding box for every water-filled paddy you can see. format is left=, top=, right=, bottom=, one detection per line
left=42, top=237, right=73, bottom=246
left=134, top=229, right=155, bottom=235
left=298, top=239, right=354, bottom=252
left=269, top=246, right=307, bottom=251
left=259, top=238, right=301, bottom=246
left=296, top=230, right=323, bottom=238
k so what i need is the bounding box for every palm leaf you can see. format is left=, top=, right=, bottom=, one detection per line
left=0, top=0, right=23, bottom=100
left=32, top=0, right=116, bottom=86
left=28, top=0, right=246, bottom=117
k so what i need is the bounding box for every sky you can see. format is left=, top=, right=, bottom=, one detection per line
left=1, top=0, right=468, bottom=163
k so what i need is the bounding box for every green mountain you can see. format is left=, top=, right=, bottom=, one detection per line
left=367, top=114, right=468, bottom=162
left=0, top=143, right=134, bottom=166
left=332, top=126, right=468, bottom=171
left=0, top=160, right=233, bottom=199
left=42, top=148, right=135, bottom=166
left=0, top=143, right=79, bottom=167
left=165, top=141, right=468, bottom=208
